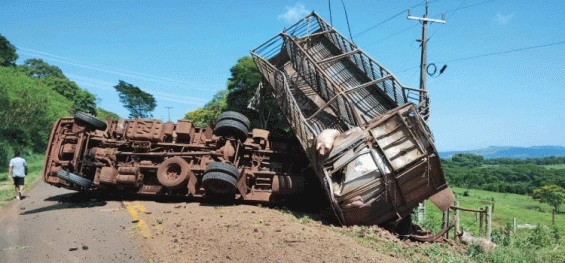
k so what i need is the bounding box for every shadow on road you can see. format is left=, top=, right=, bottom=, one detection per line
left=24, top=191, right=331, bottom=224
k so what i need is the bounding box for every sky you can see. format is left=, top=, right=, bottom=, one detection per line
left=1, top=0, right=564, bottom=151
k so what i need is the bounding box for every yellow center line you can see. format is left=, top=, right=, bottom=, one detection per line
left=133, top=201, right=147, bottom=213
left=123, top=201, right=151, bottom=238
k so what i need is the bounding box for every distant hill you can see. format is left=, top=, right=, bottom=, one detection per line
left=439, top=146, right=565, bottom=159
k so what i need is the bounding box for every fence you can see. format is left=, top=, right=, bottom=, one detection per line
left=417, top=200, right=493, bottom=241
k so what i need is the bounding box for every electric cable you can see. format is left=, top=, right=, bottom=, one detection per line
left=399, top=40, right=565, bottom=72
left=354, top=0, right=437, bottom=38
left=438, top=40, right=565, bottom=64
left=340, top=0, right=354, bottom=43
left=428, top=0, right=495, bottom=42
left=328, top=0, right=333, bottom=25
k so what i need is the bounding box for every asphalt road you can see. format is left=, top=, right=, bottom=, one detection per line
left=0, top=181, right=145, bottom=263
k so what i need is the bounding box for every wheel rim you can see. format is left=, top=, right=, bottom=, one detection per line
left=165, top=164, right=182, bottom=181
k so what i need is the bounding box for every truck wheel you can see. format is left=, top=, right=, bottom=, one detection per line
left=157, top=157, right=190, bottom=189
left=201, top=172, right=238, bottom=195
left=57, top=170, right=92, bottom=187
left=74, top=111, right=107, bottom=131
left=205, top=162, right=240, bottom=179
left=214, top=119, right=248, bottom=142
left=217, top=111, right=250, bottom=130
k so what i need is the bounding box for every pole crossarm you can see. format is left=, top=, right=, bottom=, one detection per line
left=407, top=16, right=446, bottom=24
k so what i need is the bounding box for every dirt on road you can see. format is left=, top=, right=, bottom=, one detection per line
left=131, top=200, right=407, bottom=263
left=2, top=181, right=465, bottom=263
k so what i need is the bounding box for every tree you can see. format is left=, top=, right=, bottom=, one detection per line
left=96, top=107, right=120, bottom=121
left=452, top=153, right=484, bottom=168
left=0, top=67, right=71, bottom=164
left=19, top=58, right=96, bottom=114
left=19, top=58, right=65, bottom=78
left=0, top=34, right=18, bottom=67
left=184, top=90, right=228, bottom=126
left=532, top=185, right=565, bottom=212
left=114, top=80, right=156, bottom=118
left=225, top=56, right=289, bottom=134
left=43, top=77, right=97, bottom=114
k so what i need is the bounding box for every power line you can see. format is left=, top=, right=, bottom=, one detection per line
left=437, top=40, right=565, bottom=64
left=339, top=0, right=354, bottom=43
left=328, top=0, right=333, bottom=25
left=367, top=24, right=420, bottom=45
left=428, top=0, right=494, bottom=42
left=354, top=0, right=437, bottom=38
left=399, top=40, right=565, bottom=72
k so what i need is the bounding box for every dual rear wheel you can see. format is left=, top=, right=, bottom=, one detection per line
left=201, top=162, right=240, bottom=195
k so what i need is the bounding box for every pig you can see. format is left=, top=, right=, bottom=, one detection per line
left=457, top=229, right=497, bottom=252
left=316, top=129, right=341, bottom=156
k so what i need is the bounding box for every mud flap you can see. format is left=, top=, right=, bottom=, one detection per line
left=187, top=169, right=198, bottom=195
left=428, top=187, right=455, bottom=212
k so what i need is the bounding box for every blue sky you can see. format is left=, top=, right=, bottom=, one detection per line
left=1, top=0, right=564, bottom=151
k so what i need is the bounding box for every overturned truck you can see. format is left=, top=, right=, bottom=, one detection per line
left=43, top=12, right=452, bottom=227
left=250, top=12, right=453, bottom=225
left=42, top=111, right=315, bottom=203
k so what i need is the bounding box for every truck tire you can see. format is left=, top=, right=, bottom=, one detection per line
left=74, top=111, right=107, bottom=131
left=57, top=170, right=92, bottom=187
left=214, top=119, right=248, bottom=142
left=201, top=172, right=238, bottom=195
left=217, top=111, right=250, bottom=130
left=157, top=157, right=190, bottom=189
left=205, top=162, right=240, bottom=179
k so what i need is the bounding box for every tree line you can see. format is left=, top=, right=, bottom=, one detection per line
left=443, top=153, right=565, bottom=195
left=0, top=34, right=156, bottom=166
left=184, top=56, right=291, bottom=137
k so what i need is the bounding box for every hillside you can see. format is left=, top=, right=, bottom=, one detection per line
left=440, top=146, right=565, bottom=159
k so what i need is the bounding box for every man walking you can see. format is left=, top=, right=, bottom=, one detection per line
left=8, top=151, right=27, bottom=200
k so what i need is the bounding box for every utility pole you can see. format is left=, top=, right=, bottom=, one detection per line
left=164, top=106, right=174, bottom=121
left=408, top=0, right=445, bottom=100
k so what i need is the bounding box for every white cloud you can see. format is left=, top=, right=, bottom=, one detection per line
left=278, top=3, right=310, bottom=25
left=496, top=13, right=514, bottom=25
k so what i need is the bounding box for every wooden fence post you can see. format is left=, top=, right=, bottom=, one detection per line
left=443, top=209, right=450, bottom=239
left=454, top=200, right=460, bottom=241
left=486, top=206, right=492, bottom=241
left=513, top=217, right=517, bottom=233
left=479, top=208, right=484, bottom=236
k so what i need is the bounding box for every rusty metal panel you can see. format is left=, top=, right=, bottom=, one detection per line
left=371, top=114, right=425, bottom=171
left=99, top=167, right=118, bottom=184
left=126, top=119, right=165, bottom=142
left=175, top=120, right=194, bottom=141
left=116, top=174, right=137, bottom=184
left=163, top=121, right=174, bottom=137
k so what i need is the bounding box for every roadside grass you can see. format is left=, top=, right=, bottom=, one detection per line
left=423, top=187, right=565, bottom=262
left=331, top=225, right=469, bottom=262
left=0, top=153, right=44, bottom=204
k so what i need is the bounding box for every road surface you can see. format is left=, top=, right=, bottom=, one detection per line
left=0, top=181, right=145, bottom=263
left=1, top=180, right=406, bottom=262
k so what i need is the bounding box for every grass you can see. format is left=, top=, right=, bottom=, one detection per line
left=423, top=187, right=565, bottom=262
left=330, top=225, right=469, bottom=262
left=542, top=164, right=565, bottom=170
left=424, top=187, right=565, bottom=236
left=0, top=153, right=45, bottom=203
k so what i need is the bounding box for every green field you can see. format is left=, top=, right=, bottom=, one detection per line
left=424, top=187, right=564, bottom=235
left=422, top=187, right=565, bottom=262
left=542, top=164, right=565, bottom=170
left=0, top=154, right=45, bottom=204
